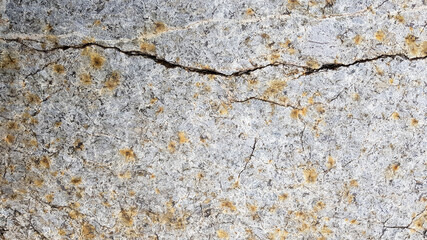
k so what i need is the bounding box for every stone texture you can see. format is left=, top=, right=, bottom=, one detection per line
left=0, top=0, right=426, bottom=239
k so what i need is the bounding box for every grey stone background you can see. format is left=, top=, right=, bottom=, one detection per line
left=0, top=0, right=426, bottom=239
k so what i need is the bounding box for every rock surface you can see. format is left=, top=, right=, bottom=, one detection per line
left=0, top=0, right=426, bottom=239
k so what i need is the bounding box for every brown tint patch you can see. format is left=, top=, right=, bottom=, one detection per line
left=4, top=134, right=15, bottom=144
left=80, top=73, right=92, bottom=85
left=279, top=193, right=288, bottom=201
left=353, top=35, right=362, bottom=45
left=326, top=156, right=335, bottom=169
left=104, top=71, right=120, bottom=90
left=140, top=42, right=156, bottom=53
left=154, top=22, right=167, bottom=33
left=217, top=229, right=229, bottom=239
left=53, top=64, right=65, bottom=74
left=40, top=156, right=51, bottom=169
left=410, top=118, right=418, bottom=126
left=375, top=30, right=385, bottom=42
left=303, top=168, right=318, bottom=183
left=0, top=52, right=19, bottom=69
left=119, top=149, right=136, bottom=161
left=168, top=141, right=176, bottom=153
left=74, top=139, right=84, bottom=151
left=81, top=222, right=96, bottom=239
left=71, top=177, right=82, bottom=185
left=120, top=208, right=136, bottom=227
left=178, top=132, right=188, bottom=144
left=26, top=93, right=41, bottom=105
left=263, top=80, right=287, bottom=97
left=221, top=200, right=237, bottom=212
left=90, top=53, right=105, bottom=69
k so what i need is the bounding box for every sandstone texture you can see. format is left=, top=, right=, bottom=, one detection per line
left=0, top=0, right=426, bottom=239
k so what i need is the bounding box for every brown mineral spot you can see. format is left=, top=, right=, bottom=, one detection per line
left=391, top=112, right=400, bottom=120
left=45, top=194, right=54, bottom=203
left=168, top=141, right=176, bottom=153
left=1, top=52, right=20, bottom=69
left=81, top=222, right=96, bottom=239
left=388, top=78, right=394, bottom=84
left=303, top=168, right=318, bottom=183
left=54, top=121, right=62, bottom=128
left=69, top=210, right=81, bottom=219
left=150, top=98, right=158, bottom=104
left=350, top=219, right=358, bottom=224
left=119, top=149, right=136, bottom=161
left=390, top=163, right=400, bottom=171
left=394, top=14, right=405, bottom=23
left=74, top=139, right=84, bottom=151
left=326, top=156, right=335, bottom=169
left=247, top=203, right=258, bottom=212
left=245, top=8, right=255, bottom=15
left=90, top=53, right=105, bottom=69
left=287, top=0, right=300, bottom=9
left=154, top=22, right=167, bottom=33
left=120, top=209, right=134, bottom=226
left=118, top=171, right=132, bottom=179
left=71, top=177, right=82, bottom=185
left=413, top=217, right=424, bottom=229
left=70, top=202, right=81, bottom=209
left=53, top=64, right=65, bottom=74
left=4, top=134, right=14, bottom=144
left=269, top=53, right=280, bottom=63
left=306, top=59, right=320, bottom=69
left=264, top=80, right=287, bottom=97
left=93, top=19, right=101, bottom=26
left=7, top=121, right=19, bottom=130
left=375, top=30, right=385, bottom=42
left=129, top=190, right=136, bottom=196
left=156, top=106, right=164, bottom=115
left=58, top=229, right=66, bottom=236
left=178, top=131, right=188, bottom=144
left=314, top=201, right=326, bottom=211
left=217, top=229, right=229, bottom=239
left=219, top=102, right=231, bottom=115
left=221, top=200, right=237, bottom=212
left=26, top=93, right=41, bottom=105
left=354, top=35, right=362, bottom=45
left=321, top=225, right=333, bottom=235
left=104, top=71, right=120, bottom=90
left=140, top=42, right=156, bottom=52
left=261, top=33, right=270, bottom=39
left=80, top=73, right=92, bottom=85
left=279, top=193, right=288, bottom=201
left=40, top=156, right=51, bottom=169
left=290, top=109, right=299, bottom=119
left=34, top=179, right=44, bottom=187
left=411, top=118, right=418, bottom=126
left=349, top=179, right=359, bottom=187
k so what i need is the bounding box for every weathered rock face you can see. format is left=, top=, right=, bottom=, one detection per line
left=0, top=0, right=426, bottom=239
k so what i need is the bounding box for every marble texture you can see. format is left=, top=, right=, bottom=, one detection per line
left=0, top=0, right=426, bottom=239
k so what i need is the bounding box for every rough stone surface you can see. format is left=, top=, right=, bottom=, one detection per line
left=0, top=0, right=426, bottom=239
